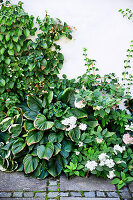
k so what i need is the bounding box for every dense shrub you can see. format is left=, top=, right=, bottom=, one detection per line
left=0, top=1, right=133, bottom=189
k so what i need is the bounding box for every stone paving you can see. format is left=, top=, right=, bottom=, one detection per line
left=0, top=172, right=132, bottom=200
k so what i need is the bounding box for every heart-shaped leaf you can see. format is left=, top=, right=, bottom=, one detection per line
left=9, top=124, right=22, bottom=138
left=0, top=117, right=12, bottom=132
left=23, top=154, right=39, bottom=174
left=26, top=131, right=44, bottom=146
left=27, top=96, right=42, bottom=112
left=34, top=114, right=54, bottom=131
left=12, top=138, right=26, bottom=154
left=37, top=142, right=54, bottom=160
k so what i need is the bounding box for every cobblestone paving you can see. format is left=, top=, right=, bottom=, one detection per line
left=0, top=172, right=132, bottom=200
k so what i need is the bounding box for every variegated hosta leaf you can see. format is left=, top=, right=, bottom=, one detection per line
left=34, top=114, right=54, bottom=131
left=27, top=95, right=42, bottom=112
left=12, top=138, right=26, bottom=155
left=37, top=142, right=54, bottom=160
left=68, top=127, right=81, bottom=142
left=23, top=154, right=39, bottom=174
left=0, top=117, right=12, bottom=132
left=26, top=131, right=44, bottom=146
left=24, top=121, right=35, bottom=132
left=9, top=124, right=22, bottom=138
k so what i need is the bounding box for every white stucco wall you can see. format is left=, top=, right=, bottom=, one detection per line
left=12, top=0, right=133, bottom=94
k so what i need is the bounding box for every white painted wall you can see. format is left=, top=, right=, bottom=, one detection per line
left=12, top=0, right=133, bottom=94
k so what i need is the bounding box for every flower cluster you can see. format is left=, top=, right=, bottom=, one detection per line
left=98, top=153, right=115, bottom=168
left=107, top=170, right=116, bottom=179
left=123, top=133, right=133, bottom=144
left=79, top=123, right=87, bottom=131
left=113, top=145, right=126, bottom=155
left=62, top=116, right=77, bottom=131
left=74, top=99, right=86, bottom=108
left=85, top=160, right=97, bottom=171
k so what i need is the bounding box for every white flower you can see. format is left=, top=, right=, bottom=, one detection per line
left=79, top=123, right=87, bottom=131
left=69, top=116, right=77, bottom=125
left=75, top=89, right=79, bottom=93
left=96, top=137, right=103, bottom=143
left=113, top=145, right=126, bottom=155
left=66, top=124, right=76, bottom=131
left=85, top=160, right=98, bottom=171
left=125, top=125, right=130, bottom=130
left=98, top=153, right=109, bottom=162
left=99, top=161, right=105, bottom=166
left=75, top=151, right=80, bottom=155
left=62, top=116, right=77, bottom=131
left=96, top=106, right=102, bottom=110
left=78, top=141, right=83, bottom=147
left=62, top=118, right=70, bottom=126
left=107, top=170, right=116, bottom=179
left=105, top=159, right=115, bottom=168
left=82, top=85, right=86, bottom=90
left=74, top=99, right=85, bottom=109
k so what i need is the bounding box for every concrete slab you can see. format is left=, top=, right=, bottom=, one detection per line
left=60, top=198, right=120, bottom=200
left=0, top=172, right=47, bottom=191
left=60, top=175, right=115, bottom=191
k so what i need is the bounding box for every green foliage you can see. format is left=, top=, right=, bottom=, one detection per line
left=0, top=0, right=72, bottom=115
left=0, top=1, right=132, bottom=190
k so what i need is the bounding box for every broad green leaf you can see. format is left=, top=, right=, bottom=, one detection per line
left=16, top=44, right=21, bottom=52
left=60, top=87, right=75, bottom=107
left=23, top=110, right=39, bottom=121
left=0, top=117, right=12, bottom=132
left=23, top=154, right=39, bottom=174
left=0, top=47, right=5, bottom=55
left=110, top=178, right=120, bottom=185
left=8, top=49, right=14, bottom=56
left=47, top=91, right=53, bottom=104
left=48, top=132, right=57, bottom=143
left=5, top=57, right=11, bottom=65
left=68, top=108, right=87, bottom=119
left=0, top=34, right=4, bottom=41
left=41, top=42, right=47, bottom=49
left=26, top=131, right=43, bottom=146
left=12, top=138, right=26, bottom=154
left=54, top=142, right=61, bottom=155
left=13, top=36, right=18, bottom=42
left=38, top=169, right=48, bottom=179
left=34, top=114, right=54, bottom=131
left=62, top=140, right=73, bottom=152
left=27, top=96, right=42, bottom=112
left=31, top=163, right=42, bottom=178
left=68, top=127, right=81, bottom=142
left=5, top=33, right=10, bottom=41
left=88, top=116, right=98, bottom=128
left=9, top=124, right=22, bottom=138
left=24, top=29, right=30, bottom=37
left=48, top=155, right=64, bottom=177
left=55, top=121, right=66, bottom=130
left=37, top=142, right=54, bottom=160
left=0, top=132, right=9, bottom=143
left=41, top=59, right=47, bottom=66
left=13, top=114, right=23, bottom=125
left=24, top=121, right=35, bottom=132
left=0, top=79, right=5, bottom=86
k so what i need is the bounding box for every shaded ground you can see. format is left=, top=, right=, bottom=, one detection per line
left=0, top=172, right=132, bottom=200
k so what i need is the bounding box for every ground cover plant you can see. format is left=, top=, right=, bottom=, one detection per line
left=0, top=1, right=133, bottom=190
